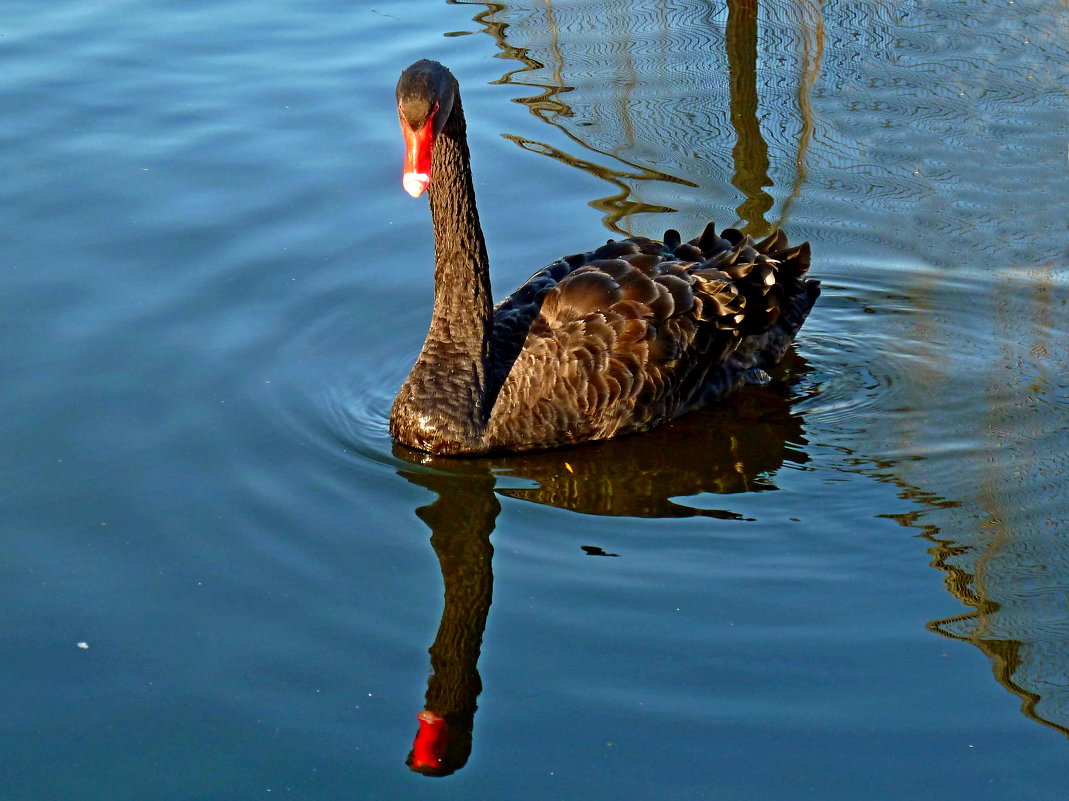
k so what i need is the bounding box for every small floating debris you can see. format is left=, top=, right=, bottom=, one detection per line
left=580, top=545, right=619, bottom=557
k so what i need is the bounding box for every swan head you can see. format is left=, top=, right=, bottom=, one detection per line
left=397, top=60, right=457, bottom=198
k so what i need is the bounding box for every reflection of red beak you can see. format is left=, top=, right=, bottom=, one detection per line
left=400, top=108, right=437, bottom=198
left=411, top=710, right=450, bottom=770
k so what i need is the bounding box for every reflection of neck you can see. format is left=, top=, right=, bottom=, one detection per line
left=421, top=486, right=496, bottom=717
left=409, top=472, right=499, bottom=775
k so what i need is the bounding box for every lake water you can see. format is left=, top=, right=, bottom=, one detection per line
left=3, top=0, right=1068, bottom=798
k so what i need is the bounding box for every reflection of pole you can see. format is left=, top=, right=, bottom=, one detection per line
left=727, top=0, right=774, bottom=235
left=778, top=0, right=824, bottom=226
left=401, top=469, right=499, bottom=776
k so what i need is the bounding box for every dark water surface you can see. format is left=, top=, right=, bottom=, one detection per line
left=3, top=1, right=1068, bottom=798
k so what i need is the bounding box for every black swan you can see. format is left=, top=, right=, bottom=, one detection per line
left=390, top=60, right=819, bottom=456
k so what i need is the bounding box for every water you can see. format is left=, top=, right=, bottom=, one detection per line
left=2, top=0, right=1068, bottom=798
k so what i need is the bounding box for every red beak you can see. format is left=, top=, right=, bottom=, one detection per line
left=410, top=710, right=449, bottom=770
left=401, top=107, right=437, bottom=198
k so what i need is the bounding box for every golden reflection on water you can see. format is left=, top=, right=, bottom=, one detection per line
left=457, top=0, right=825, bottom=234
left=884, top=485, right=1069, bottom=742
left=776, top=0, right=822, bottom=227
left=830, top=261, right=1069, bottom=743
left=726, top=0, right=773, bottom=235
left=452, top=0, right=697, bottom=233
left=845, top=250, right=1069, bottom=741
left=453, top=0, right=819, bottom=234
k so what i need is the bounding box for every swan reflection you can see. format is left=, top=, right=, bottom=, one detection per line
left=395, top=370, right=811, bottom=775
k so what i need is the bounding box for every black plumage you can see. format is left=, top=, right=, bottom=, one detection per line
left=390, top=60, right=819, bottom=455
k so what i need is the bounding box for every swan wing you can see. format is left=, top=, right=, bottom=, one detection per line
left=485, top=225, right=816, bottom=453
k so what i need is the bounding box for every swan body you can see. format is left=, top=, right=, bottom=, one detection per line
left=390, top=60, right=819, bottom=456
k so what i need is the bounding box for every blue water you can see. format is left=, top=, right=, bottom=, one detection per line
left=3, top=1, right=1068, bottom=799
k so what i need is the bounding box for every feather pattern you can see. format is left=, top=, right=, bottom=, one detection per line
left=483, top=225, right=818, bottom=452
left=390, top=61, right=819, bottom=455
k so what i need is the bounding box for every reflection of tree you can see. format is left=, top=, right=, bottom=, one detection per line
left=727, top=0, right=774, bottom=235
left=449, top=0, right=695, bottom=234
left=450, top=0, right=824, bottom=234
left=777, top=0, right=823, bottom=226
left=877, top=484, right=1069, bottom=741
left=928, top=533, right=1069, bottom=741
left=503, top=134, right=677, bottom=235
left=395, top=373, right=812, bottom=774
left=859, top=241, right=1069, bottom=741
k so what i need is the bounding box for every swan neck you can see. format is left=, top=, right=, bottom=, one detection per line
left=392, top=95, right=495, bottom=454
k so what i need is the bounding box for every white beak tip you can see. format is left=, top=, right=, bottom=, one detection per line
left=403, top=172, right=430, bottom=198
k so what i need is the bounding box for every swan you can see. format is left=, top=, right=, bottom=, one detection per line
left=390, top=60, right=819, bottom=455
